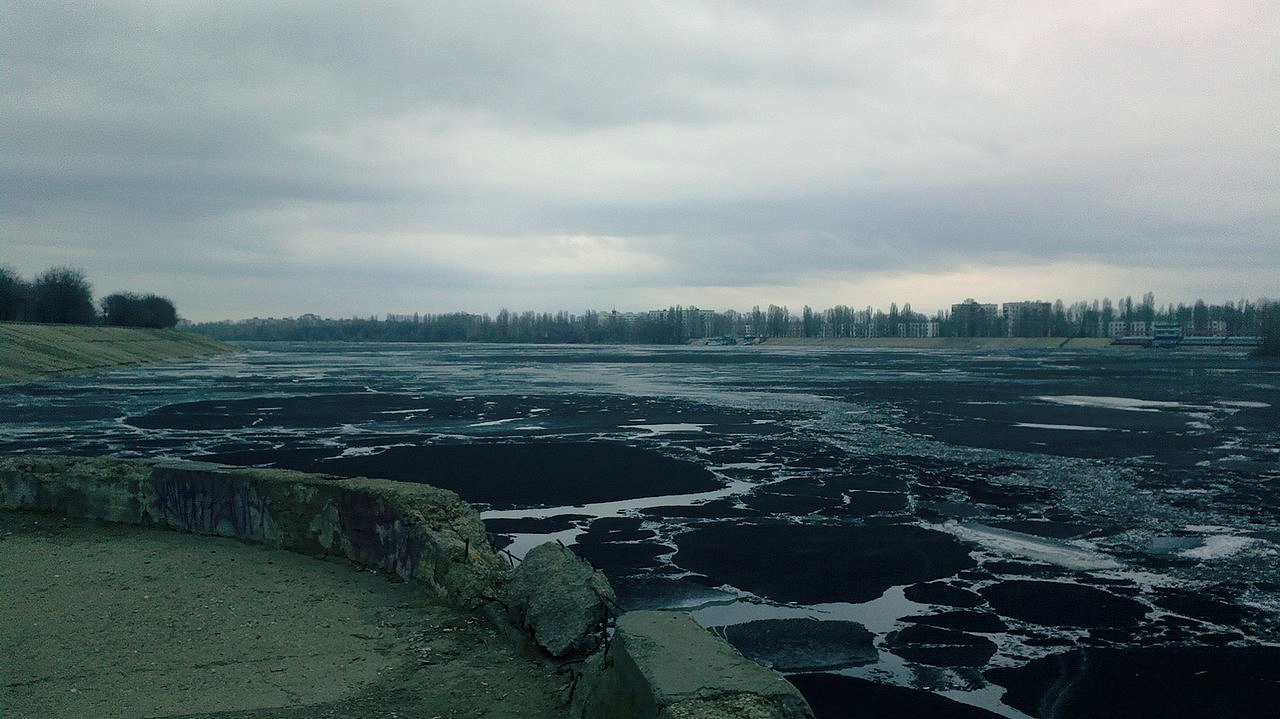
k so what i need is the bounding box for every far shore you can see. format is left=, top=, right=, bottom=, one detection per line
left=759, top=336, right=1123, bottom=350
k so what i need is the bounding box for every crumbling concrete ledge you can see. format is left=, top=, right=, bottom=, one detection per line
left=1, top=454, right=815, bottom=718
left=0, top=454, right=506, bottom=607
left=573, top=611, right=814, bottom=719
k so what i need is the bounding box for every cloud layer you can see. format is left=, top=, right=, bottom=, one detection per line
left=4, top=1, right=1276, bottom=320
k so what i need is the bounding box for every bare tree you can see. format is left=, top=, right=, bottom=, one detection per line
left=0, top=265, right=33, bottom=321
left=32, top=266, right=95, bottom=325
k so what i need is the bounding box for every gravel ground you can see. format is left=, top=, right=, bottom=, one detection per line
left=0, top=511, right=568, bottom=719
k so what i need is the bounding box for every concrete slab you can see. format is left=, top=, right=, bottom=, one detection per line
left=573, top=610, right=813, bottom=719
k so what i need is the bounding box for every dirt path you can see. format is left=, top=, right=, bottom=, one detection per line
left=0, top=512, right=568, bottom=719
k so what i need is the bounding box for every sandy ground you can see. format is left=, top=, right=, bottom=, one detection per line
left=0, top=512, right=568, bottom=719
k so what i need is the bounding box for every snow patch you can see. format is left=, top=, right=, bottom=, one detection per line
left=1014, top=422, right=1112, bottom=432
left=1036, top=395, right=1200, bottom=412
left=1179, top=536, right=1263, bottom=560
left=629, top=423, right=707, bottom=435
left=468, top=417, right=523, bottom=427
left=1215, top=400, right=1271, bottom=409
left=938, top=522, right=1122, bottom=571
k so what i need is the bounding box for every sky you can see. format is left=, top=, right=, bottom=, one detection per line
left=3, top=1, right=1277, bottom=322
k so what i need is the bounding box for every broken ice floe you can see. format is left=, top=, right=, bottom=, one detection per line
left=938, top=521, right=1122, bottom=571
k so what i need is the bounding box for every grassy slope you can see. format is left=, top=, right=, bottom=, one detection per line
left=0, top=322, right=241, bottom=384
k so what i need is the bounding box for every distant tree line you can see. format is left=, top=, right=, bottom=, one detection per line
left=190, top=294, right=1276, bottom=348
left=0, top=265, right=178, bottom=328
left=193, top=310, right=692, bottom=344
left=1261, top=304, right=1280, bottom=357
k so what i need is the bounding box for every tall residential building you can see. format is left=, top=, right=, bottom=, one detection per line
left=1002, top=301, right=1053, bottom=337
left=951, top=299, right=1000, bottom=337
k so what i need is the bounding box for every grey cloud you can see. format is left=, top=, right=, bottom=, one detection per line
left=3, top=1, right=1276, bottom=320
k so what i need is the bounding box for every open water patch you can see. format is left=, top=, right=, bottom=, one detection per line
left=673, top=523, right=977, bottom=605
left=978, top=580, right=1149, bottom=628
left=199, top=441, right=720, bottom=509
left=986, top=646, right=1280, bottom=718
left=716, top=618, right=878, bottom=672
left=788, top=673, right=1006, bottom=719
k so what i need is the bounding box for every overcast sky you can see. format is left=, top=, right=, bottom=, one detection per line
left=4, top=1, right=1277, bottom=321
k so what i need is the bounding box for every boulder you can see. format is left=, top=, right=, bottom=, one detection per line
left=506, top=542, right=617, bottom=659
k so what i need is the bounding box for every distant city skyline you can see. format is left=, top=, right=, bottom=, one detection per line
left=4, top=2, right=1277, bottom=322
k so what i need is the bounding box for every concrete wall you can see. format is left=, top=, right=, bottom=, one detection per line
left=1, top=455, right=814, bottom=718
left=0, top=455, right=506, bottom=607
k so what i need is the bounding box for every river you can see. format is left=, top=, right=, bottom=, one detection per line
left=3, top=342, right=1277, bottom=718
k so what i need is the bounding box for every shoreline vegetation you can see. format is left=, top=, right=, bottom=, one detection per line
left=764, top=336, right=1119, bottom=350
left=1, top=265, right=179, bottom=329
left=1, top=322, right=1266, bottom=388
left=189, top=295, right=1277, bottom=348
left=0, top=322, right=241, bottom=384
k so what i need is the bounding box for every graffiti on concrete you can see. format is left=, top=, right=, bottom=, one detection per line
left=152, top=472, right=276, bottom=541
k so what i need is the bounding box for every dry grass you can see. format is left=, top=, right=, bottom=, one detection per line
left=0, top=322, right=240, bottom=383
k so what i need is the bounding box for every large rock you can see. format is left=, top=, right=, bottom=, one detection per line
left=573, top=611, right=814, bottom=719
left=506, top=542, right=617, bottom=659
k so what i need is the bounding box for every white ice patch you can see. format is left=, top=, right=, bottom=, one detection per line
left=1013, top=423, right=1112, bottom=431
left=338, top=445, right=392, bottom=457
left=713, top=461, right=776, bottom=471
left=628, top=423, right=707, bottom=435
left=939, top=522, right=1122, bottom=571
left=482, top=479, right=753, bottom=524
left=1036, top=395, right=1197, bottom=412
left=1179, top=535, right=1264, bottom=560
left=1183, top=524, right=1238, bottom=533
left=1215, top=400, right=1271, bottom=408
left=468, top=417, right=524, bottom=427
left=502, top=528, right=582, bottom=561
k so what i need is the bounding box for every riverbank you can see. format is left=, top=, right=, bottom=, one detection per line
left=0, top=322, right=241, bottom=384
left=765, top=336, right=1119, bottom=349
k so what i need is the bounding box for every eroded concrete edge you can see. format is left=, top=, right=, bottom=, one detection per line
left=0, top=454, right=505, bottom=607
left=0, top=454, right=814, bottom=718
left=572, top=610, right=813, bottom=719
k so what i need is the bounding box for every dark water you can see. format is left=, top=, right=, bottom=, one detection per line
left=4, top=343, right=1279, bottom=717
